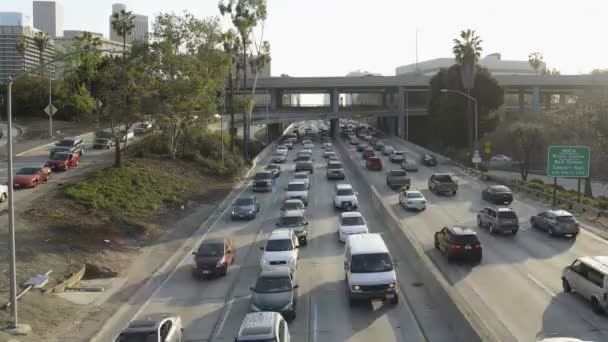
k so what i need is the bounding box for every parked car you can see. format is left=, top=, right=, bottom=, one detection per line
left=133, top=122, right=153, bottom=135
left=293, top=172, right=310, bottom=189
left=285, top=181, right=309, bottom=206
left=434, top=226, right=482, bottom=263
left=337, top=211, right=368, bottom=242
left=421, top=154, right=438, bottom=166
left=280, top=199, right=306, bottom=214
left=386, top=169, right=410, bottom=190
left=428, top=173, right=458, bottom=195
left=50, top=137, right=84, bottom=156
left=561, top=256, right=608, bottom=314
left=333, top=184, right=358, bottom=210
left=92, top=137, right=114, bottom=149
left=477, top=207, right=519, bottom=235
left=252, top=171, right=275, bottom=192
left=530, top=210, right=580, bottom=238
left=265, top=164, right=281, bottom=178
left=231, top=196, right=260, bottom=220
left=356, top=143, right=368, bottom=152
left=401, top=159, right=418, bottom=172
left=295, top=160, right=314, bottom=174
left=366, top=156, right=383, bottom=171
left=191, top=237, right=235, bottom=278
left=44, top=152, right=80, bottom=171
left=13, top=167, right=51, bottom=188
left=399, top=190, right=427, bottom=211
left=389, top=151, right=406, bottom=163
left=482, top=185, right=514, bottom=204
left=250, top=267, right=298, bottom=319
left=259, top=229, right=299, bottom=272
left=276, top=210, right=309, bottom=245
left=116, top=313, right=183, bottom=342
left=326, top=161, right=346, bottom=180
left=362, top=148, right=375, bottom=159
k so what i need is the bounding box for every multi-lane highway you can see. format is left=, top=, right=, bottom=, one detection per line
left=341, top=133, right=608, bottom=341
left=105, top=122, right=478, bottom=342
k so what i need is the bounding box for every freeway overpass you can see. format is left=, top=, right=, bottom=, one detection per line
left=228, top=73, right=608, bottom=140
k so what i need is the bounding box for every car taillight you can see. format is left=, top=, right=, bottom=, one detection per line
left=475, top=244, right=482, bottom=249
left=450, top=244, right=461, bottom=249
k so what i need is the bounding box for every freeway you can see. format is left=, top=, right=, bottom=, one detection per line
left=103, top=123, right=474, bottom=342
left=340, top=134, right=608, bottom=341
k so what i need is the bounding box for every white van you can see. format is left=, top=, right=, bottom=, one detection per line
left=235, top=311, right=290, bottom=342
left=562, top=256, right=608, bottom=314
left=344, top=233, right=398, bottom=305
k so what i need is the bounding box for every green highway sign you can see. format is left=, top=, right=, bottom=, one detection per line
left=547, top=146, right=590, bottom=178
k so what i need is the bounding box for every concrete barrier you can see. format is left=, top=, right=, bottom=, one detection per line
left=336, top=139, right=499, bottom=342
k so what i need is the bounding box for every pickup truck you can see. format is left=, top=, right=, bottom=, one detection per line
left=386, top=169, right=410, bottom=190
left=428, top=173, right=458, bottom=196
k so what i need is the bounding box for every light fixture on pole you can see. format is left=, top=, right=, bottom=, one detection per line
left=214, top=114, right=224, bottom=164
left=440, top=89, right=480, bottom=169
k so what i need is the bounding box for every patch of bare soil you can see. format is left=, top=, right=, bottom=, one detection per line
left=0, top=157, right=235, bottom=341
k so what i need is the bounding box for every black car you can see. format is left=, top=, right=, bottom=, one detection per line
left=231, top=196, right=260, bottom=220
left=421, top=154, right=438, bottom=166
left=434, top=226, right=482, bottom=263
left=482, top=185, right=513, bottom=204
left=191, top=237, right=235, bottom=278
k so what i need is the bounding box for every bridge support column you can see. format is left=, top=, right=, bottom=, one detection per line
left=397, top=87, right=405, bottom=138
left=330, top=119, right=338, bottom=139
left=330, top=88, right=339, bottom=113
left=532, top=86, right=541, bottom=114
left=518, top=91, right=525, bottom=114
left=270, top=88, right=280, bottom=111
left=267, top=123, right=282, bottom=142
left=560, top=94, right=567, bottom=106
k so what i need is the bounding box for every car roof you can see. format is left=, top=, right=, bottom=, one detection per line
left=340, top=211, right=363, bottom=218
left=282, top=210, right=304, bottom=218
left=283, top=198, right=304, bottom=204
left=393, top=151, right=405, bottom=154
left=548, top=209, right=573, bottom=216
left=256, top=171, right=272, bottom=175
left=495, top=207, right=515, bottom=212
left=578, top=256, right=608, bottom=275
left=347, top=233, right=388, bottom=254
left=336, top=183, right=353, bottom=190
left=61, top=137, right=78, bottom=142
left=294, top=172, right=308, bottom=176
left=238, top=312, right=279, bottom=338
left=405, top=190, right=423, bottom=195
left=368, top=156, right=381, bottom=160
left=489, top=185, right=511, bottom=191
left=123, top=313, right=176, bottom=332
left=288, top=180, right=306, bottom=185
left=269, top=229, right=293, bottom=239
left=447, top=226, right=477, bottom=235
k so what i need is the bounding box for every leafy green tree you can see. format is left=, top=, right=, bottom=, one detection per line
left=15, top=36, right=28, bottom=70
left=222, top=29, right=242, bottom=151
left=428, top=64, right=504, bottom=149
left=509, top=122, right=544, bottom=181
left=528, top=52, right=544, bottom=75
left=33, top=31, right=50, bottom=76
left=111, top=9, right=135, bottom=52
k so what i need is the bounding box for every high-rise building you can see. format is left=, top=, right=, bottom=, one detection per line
left=109, top=3, right=149, bottom=43
left=33, top=0, right=64, bottom=38
left=0, top=12, right=31, bottom=27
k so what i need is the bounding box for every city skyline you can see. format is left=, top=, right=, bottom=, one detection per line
left=5, top=0, right=608, bottom=76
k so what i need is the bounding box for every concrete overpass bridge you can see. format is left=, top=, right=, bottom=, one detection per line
left=227, top=73, right=608, bottom=140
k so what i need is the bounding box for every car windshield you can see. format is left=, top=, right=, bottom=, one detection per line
left=294, top=174, right=307, bottom=180
left=116, top=331, right=157, bottom=342
left=394, top=152, right=404, bottom=156
left=350, top=253, right=393, bottom=273
left=434, top=175, right=453, bottom=182
left=56, top=140, right=75, bottom=147
left=453, top=235, right=479, bottom=244
left=498, top=211, right=517, bottom=219
left=280, top=216, right=304, bottom=227
left=235, top=198, right=254, bottom=206
left=265, top=165, right=278, bottom=170
left=342, top=216, right=364, bottom=226
left=254, top=173, right=271, bottom=180
left=255, top=276, right=292, bottom=293
left=287, top=183, right=306, bottom=191
left=49, top=154, right=70, bottom=161
left=16, top=168, right=40, bottom=175
left=337, top=189, right=354, bottom=196
left=390, top=170, right=406, bottom=176
left=328, top=163, right=343, bottom=169
left=283, top=202, right=302, bottom=210
left=557, top=215, right=577, bottom=223
left=407, top=192, right=423, bottom=199
left=196, top=243, right=224, bottom=257
left=265, top=239, right=293, bottom=252
left=297, top=156, right=312, bottom=161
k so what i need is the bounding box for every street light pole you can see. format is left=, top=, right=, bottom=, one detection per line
left=215, top=114, right=224, bottom=164
left=48, top=65, right=53, bottom=137
left=441, top=89, right=479, bottom=167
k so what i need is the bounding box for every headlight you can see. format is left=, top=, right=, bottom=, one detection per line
left=260, top=259, right=267, bottom=267
left=389, top=282, right=397, bottom=288
left=248, top=209, right=255, bottom=214
left=288, top=256, right=296, bottom=263
left=216, top=259, right=225, bottom=267
left=351, top=285, right=361, bottom=291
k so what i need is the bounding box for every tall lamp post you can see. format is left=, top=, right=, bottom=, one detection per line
left=214, top=114, right=224, bottom=164
left=440, top=88, right=480, bottom=168
left=4, top=48, right=125, bottom=331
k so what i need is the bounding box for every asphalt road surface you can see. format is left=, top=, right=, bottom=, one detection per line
left=342, top=135, right=608, bottom=342
left=114, top=125, right=469, bottom=342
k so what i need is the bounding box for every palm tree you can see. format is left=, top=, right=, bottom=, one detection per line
left=15, top=36, right=28, bottom=71
left=111, top=9, right=135, bottom=53
left=33, top=31, right=50, bottom=76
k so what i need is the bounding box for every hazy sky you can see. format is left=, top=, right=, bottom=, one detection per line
left=7, top=0, right=608, bottom=76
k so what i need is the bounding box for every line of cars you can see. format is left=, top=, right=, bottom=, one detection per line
left=342, top=120, right=608, bottom=318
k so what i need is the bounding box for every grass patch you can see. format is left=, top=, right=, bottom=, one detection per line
left=65, top=159, right=189, bottom=214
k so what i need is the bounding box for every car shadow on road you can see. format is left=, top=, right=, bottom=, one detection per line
left=540, top=292, right=608, bottom=341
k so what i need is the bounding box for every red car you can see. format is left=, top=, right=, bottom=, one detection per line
left=44, top=152, right=80, bottom=171
left=13, top=167, right=51, bottom=188
left=366, top=156, right=383, bottom=171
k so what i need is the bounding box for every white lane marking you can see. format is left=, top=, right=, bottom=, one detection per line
left=527, top=273, right=556, bottom=297
left=312, top=301, right=318, bottom=342
left=215, top=298, right=235, bottom=337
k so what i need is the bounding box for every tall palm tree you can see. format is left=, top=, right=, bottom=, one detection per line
left=33, top=31, right=50, bottom=76
left=15, top=36, right=28, bottom=71
left=111, top=9, right=136, bottom=53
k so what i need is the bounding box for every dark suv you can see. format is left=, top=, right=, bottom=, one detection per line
left=434, top=226, right=482, bottom=263
left=482, top=185, right=513, bottom=204
left=252, top=171, right=275, bottom=192
left=477, top=207, right=519, bottom=235
left=191, top=237, right=235, bottom=278
left=50, top=137, right=84, bottom=156
left=326, top=161, right=345, bottom=180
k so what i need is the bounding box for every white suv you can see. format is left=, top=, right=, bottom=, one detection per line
left=285, top=181, right=309, bottom=206
left=562, top=256, right=608, bottom=314
left=260, top=229, right=299, bottom=272
left=334, top=184, right=358, bottom=210
left=293, top=172, right=310, bottom=189
left=338, top=211, right=369, bottom=242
